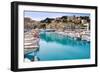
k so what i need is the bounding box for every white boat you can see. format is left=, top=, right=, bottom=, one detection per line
left=24, top=31, right=39, bottom=54
left=24, top=48, right=38, bottom=54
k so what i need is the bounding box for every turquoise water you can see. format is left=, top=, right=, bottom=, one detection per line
left=25, top=32, right=90, bottom=61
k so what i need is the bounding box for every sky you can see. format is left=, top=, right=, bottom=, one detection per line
left=24, top=11, right=90, bottom=21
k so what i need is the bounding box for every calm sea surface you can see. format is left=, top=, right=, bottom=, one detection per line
left=26, top=32, right=90, bottom=61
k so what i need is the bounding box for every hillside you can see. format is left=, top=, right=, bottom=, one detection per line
left=24, top=15, right=90, bottom=31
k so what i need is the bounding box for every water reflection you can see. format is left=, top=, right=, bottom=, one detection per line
left=40, top=32, right=90, bottom=47
left=24, top=47, right=40, bottom=61
left=25, top=32, right=90, bottom=61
